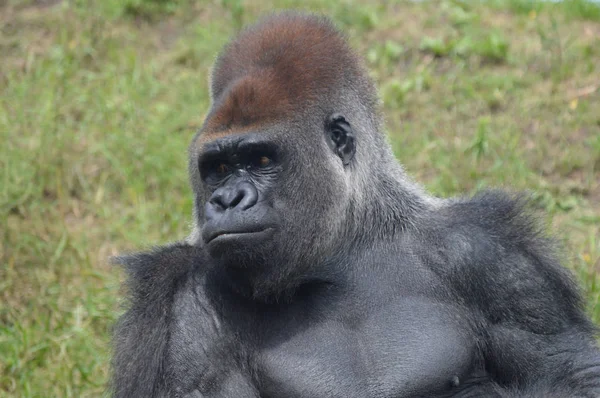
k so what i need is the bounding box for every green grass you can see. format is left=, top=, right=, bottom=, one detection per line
left=1, top=0, right=599, bottom=396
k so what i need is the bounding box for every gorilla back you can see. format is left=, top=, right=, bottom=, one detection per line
left=111, top=12, right=600, bottom=398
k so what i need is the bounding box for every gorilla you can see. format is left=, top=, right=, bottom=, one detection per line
left=111, top=12, right=600, bottom=398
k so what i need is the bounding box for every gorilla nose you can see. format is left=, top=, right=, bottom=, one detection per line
left=208, top=181, right=259, bottom=212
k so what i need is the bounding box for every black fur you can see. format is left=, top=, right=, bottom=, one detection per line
left=111, top=12, right=600, bottom=398
left=111, top=192, right=600, bottom=397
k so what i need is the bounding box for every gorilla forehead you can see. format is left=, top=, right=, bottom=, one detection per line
left=202, top=11, right=376, bottom=136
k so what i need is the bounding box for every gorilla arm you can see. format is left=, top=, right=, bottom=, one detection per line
left=427, top=191, right=600, bottom=395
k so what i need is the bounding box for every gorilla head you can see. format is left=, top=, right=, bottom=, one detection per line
left=187, top=13, right=432, bottom=298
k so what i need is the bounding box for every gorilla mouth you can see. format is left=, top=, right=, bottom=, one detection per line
left=206, top=227, right=273, bottom=244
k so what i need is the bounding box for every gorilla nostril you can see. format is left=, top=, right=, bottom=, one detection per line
left=228, top=190, right=244, bottom=209
left=208, top=188, right=228, bottom=211
left=209, top=195, right=226, bottom=210
left=237, top=182, right=258, bottom=210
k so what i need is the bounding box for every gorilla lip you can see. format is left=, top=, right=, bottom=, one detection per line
left=206, top=227, right=273, bottom=244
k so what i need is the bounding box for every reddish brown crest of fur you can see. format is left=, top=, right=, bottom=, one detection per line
left=200, top=13, right=368, bottom=140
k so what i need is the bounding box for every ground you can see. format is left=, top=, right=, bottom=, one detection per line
left=0, top=0, right=599, bottom=396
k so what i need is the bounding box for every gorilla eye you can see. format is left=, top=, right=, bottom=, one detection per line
left=215, top=163, right=229, bottom=175
left=248, top=154, right=273, bottom=170
left=258, top=156, right=271, bottom=167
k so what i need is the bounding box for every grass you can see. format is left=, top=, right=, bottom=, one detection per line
left=1, top=0, right=599, bottom=396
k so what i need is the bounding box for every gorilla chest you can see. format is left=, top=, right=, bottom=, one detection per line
left=257, top=298, right=477, bottom=398
left=170, top=286, right=477, bottom=398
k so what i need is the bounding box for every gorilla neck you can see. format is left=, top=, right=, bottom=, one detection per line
left=213, top=180, right=432, bottom=303
left=348, top=163, right=434, bottom=243
left=214, top=260, right=339, bottom=304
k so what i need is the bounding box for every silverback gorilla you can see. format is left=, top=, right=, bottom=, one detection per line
left=111, top=12, right=600, bottom=398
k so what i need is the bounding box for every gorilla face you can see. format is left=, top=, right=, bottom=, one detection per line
left=194, top=114, right=355, bottom=297
left=199, top=133, right=282, bottom=260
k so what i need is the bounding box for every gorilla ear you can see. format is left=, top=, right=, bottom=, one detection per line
left=325, top=113, right=355, bottom=166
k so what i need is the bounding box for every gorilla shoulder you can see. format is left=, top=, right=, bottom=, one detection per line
left=415, top=190, right=598, bottom=389
left=114, top=243, right=205, bottom=303
left=423, top=189, right=592, bottom=334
